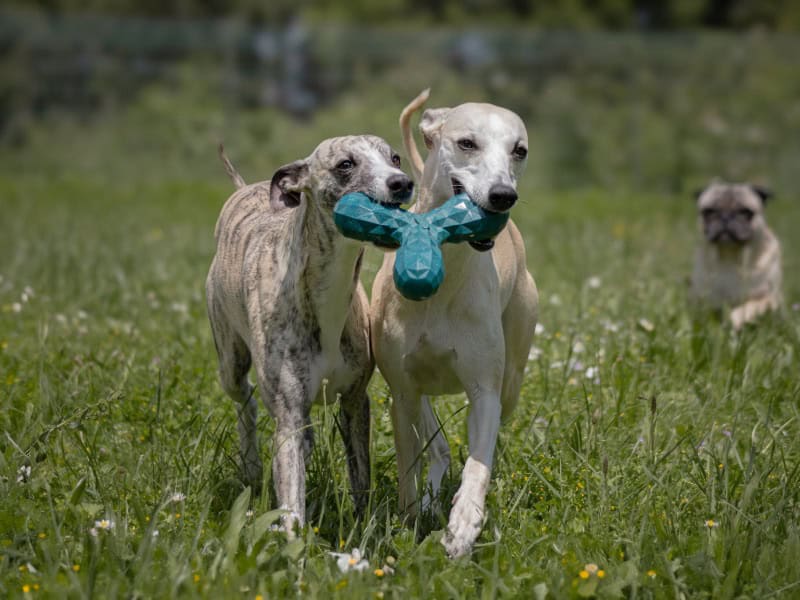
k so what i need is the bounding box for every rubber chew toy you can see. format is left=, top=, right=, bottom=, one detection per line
left=334, top=192, right=509, bottom=300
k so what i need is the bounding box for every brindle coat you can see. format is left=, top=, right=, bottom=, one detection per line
left=206, top=136, right=412, bottom=529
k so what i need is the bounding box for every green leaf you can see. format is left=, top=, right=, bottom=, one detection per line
left=282, top=538, right=305, bottom=561
left=69, top=476, right=87, bottom=506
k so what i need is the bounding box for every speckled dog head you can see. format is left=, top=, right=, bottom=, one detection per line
left=270, top=135, right=413, bottom=212
left=696, top=181, right=772, bottom=244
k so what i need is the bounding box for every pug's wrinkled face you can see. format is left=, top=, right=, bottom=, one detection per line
left=696, top=182, right=771, bottom=245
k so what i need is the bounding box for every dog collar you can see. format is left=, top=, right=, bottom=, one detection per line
left=334, top=192, right=509, bottom=300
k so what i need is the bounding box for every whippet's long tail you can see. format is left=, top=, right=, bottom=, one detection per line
left=399, top=88, right=430, bottom=184
left=218, top=143, right=246, bottom=189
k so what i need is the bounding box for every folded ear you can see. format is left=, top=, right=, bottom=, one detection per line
left=269, top=160, right=309, bottom=210
left=749, top=184, right=773, bottom=205
left=419, top=107, right=451, bottom=150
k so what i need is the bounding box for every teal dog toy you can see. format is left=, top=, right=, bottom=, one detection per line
left=334, top=193, right=509, bottom=301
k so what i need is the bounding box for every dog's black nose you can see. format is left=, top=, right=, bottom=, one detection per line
left=488, top=184, right=518, bottom=211
left=387, top=174, right=414, bottom=201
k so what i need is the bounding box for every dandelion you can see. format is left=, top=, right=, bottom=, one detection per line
left=16, top=465, right=31, bottom=483
left=647, top=569, right=657, bottom=578
left=193, top=574, right=200, bottom=583
left=170, top=492, right=186, bottom=503
left=597, top=570, right=606, bottom=578
left=705, top=519, right=719, bottom=528
left=22, top=584, right=31, bottom=593
left=374, top=568, right=385, bottom=577
left=37, top=533, right=46, bottom=539
left=579, top=570, right=590, bottom=580
left=72, top=564, right=81, bottom=572
left=330, top=548, right=370, bottom=573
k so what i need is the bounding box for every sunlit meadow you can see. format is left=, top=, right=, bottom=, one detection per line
left=1, top=84, right=799, bottom=598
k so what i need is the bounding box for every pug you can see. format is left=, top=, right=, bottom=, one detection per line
left=689, top=181, right=782, bottom=329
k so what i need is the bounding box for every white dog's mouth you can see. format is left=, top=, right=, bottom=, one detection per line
left=451, top=178, right=466, bottom=196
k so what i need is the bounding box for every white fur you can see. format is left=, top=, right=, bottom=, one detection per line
left=371, top=94, right=539, bottom=558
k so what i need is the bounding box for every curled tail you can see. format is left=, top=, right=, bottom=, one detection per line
left=218, top=143, right=246, bottom=189
left=399, top=88, right=430, bottom=184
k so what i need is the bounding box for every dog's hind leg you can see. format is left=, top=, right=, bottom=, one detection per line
left=208, top=308, right=262, bottom=491
left=339, top=385, right=372, bottom=517
left=420, top=396, right=450, bottom=511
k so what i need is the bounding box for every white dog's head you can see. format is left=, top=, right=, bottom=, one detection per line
left=419, top=103, right=528, bottom=213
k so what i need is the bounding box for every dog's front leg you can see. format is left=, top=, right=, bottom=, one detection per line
left=339, top=386, right=371, bottom=517
left=272, top=408, right=312, bottom=535
left=442, top=386, right=501, bottom=559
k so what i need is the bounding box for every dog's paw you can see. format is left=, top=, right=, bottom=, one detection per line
left=441, top=494, right=484, bottom=559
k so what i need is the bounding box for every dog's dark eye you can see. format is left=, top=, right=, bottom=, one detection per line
left=457, top=138, right=476, bottom=151
left=513, top=145, right=528, bottom=160
left=738, top=208, right=754, bottom=220
left=391, top=154, right=401, bottom=168
left=701, top=208, right=716, bottom=219
left=336, top=159, right=355, bottom=171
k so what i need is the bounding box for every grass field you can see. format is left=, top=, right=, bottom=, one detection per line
left=1, top=102, right=800, bottom=599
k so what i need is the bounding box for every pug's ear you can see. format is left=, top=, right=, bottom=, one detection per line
left=749, top=184, right=773, bottom=205
left=419, top=107, right=451, bottom=150
left=269, top=160, right=309, bottom=210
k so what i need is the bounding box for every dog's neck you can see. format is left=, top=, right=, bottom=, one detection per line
left=302, top=201, right=364, bottom=354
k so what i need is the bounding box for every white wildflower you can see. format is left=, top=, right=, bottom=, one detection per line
left=602, top=319, right=619, bottom=333
left=549, top=294, right=562, bottom=306
left=572, top=341, right=586, bottom=354
left=330, top=548, right=370, bottom=573
left=534, top=323, right=545, bottom=336
left=16, top=465, right=31, bottom=483
left=585, top=366, right=600, bottom=383
left=77, top=310, right=88, bottom=320
left=170, top=492, right=186, bottom=503
left=528, top=346, right=542, bottom=360
left=170, top=302, right=188, bottom=314
left=94, top=519, right=115, bottom=531
left=587, top=276, right=601, bottom=289
left=637, top=318, right=655, bottom=332
left=11, top=302, right=21, bottom=313
left=55, top=314, right=68, bottom=325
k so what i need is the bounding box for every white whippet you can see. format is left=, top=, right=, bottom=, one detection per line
left=370, top=90, right=539, bottom=557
